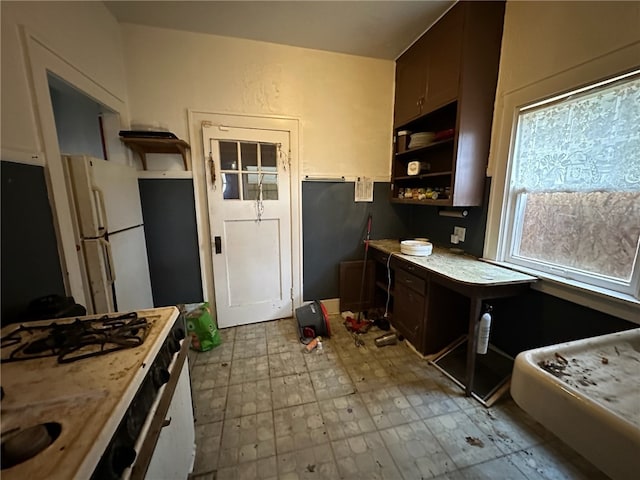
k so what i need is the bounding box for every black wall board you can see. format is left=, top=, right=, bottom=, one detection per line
left=302, top=181, right=413, bottom=300
left=139, top=179, right=203, bottom=306
left=1, top=161, right=66, bottom=323
left=488, top=289, right=636, bottom=358
left=409, top=177, right=491, bottom=257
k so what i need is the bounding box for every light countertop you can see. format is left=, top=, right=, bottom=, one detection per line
left=369, top=239, right=537, bottom=287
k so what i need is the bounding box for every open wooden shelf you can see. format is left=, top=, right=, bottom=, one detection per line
left=394, top=138, right=454, bottom=158
left=394, top=171, right=453, bottom=181
left=390, top=197, right=452, bottom=206
left=376, top=280, right=393, bottom=296
left=121, top=137, right=190, bottom=170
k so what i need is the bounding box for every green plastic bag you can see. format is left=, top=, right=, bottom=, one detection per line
left=185, top=302, right=221, bottom=352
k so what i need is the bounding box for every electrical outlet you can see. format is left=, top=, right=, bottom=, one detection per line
left=454, top=226, right=466, bottom=242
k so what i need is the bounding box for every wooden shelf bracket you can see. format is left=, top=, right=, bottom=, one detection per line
left=121, top=137, right=191, bottom=170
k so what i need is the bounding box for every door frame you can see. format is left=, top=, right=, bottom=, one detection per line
left=20, top=26, right=131, bottom=309
left=188, top=110, right=303, bottom=318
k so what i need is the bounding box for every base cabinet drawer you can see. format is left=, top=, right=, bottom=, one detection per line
left=396, top=268, right=426, bottom=294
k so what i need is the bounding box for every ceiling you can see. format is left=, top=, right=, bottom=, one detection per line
left=104, top=1, right=455, bottom=60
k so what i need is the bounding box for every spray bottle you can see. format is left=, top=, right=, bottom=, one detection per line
left=476, top=305, right=493, bottom=355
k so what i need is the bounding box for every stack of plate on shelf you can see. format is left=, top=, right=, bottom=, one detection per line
left=408, top=132, right=435, bottom=149
left=400, top=239, right=433, bottom=256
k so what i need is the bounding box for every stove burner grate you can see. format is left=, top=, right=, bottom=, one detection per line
left=0, top=312, right=149, bottom=363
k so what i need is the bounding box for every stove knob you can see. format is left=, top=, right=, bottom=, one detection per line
left=172, top=327, right=185, bottom=341
left=153, top=367, right=170, bottom=387
left=168, top=337, right=181, bottom=354
left=112, top=445, right=136, bottom=474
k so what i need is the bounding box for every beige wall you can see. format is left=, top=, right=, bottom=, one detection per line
left=0, top=1, right=128, bottom=157
left=497, top=1, right=640, bottom=96
left=120, top=24, right=395, bottom=178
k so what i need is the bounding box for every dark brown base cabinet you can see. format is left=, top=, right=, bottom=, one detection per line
left=372, top=252, right=469, bottom=356
left=392, top=258, right=469, bottom=355
left=392, top=1, right=505, bottom=207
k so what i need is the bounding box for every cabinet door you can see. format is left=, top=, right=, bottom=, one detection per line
left=393, top=282, right=425, bottom=351
left=339, top=260, right=375, bottom=312
left=393, top=39, right=429, bottom=127
left=423, top=4, right=464, bottom=113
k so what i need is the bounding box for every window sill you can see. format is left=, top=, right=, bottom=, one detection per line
left=481, top=259, right=640, bottom=325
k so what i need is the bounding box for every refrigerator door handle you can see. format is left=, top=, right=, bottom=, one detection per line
left=92, top=185, right=109, bottom=235
left=100, top=238, right=117, bottom=284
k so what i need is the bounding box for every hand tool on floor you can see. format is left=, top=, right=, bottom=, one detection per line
left=352, top=332, right=365, bottom=348
left=344, top=315, right=372, bottom=333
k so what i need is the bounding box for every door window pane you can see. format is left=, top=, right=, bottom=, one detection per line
left=262, top=174, right=279, bottom=200
left=261, top=143, right=277, bottom=172
left=242, top=173, right=259, bottom=201
left=219, top=142, right=238, bottom=170
left=222, top=173, right=240, bottom=199
left=241, top=142, right=258, bottom=171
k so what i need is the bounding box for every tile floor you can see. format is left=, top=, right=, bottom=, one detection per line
left=187, top=316, right=608, bottom=480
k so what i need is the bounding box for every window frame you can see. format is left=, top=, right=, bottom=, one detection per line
left=484, top=53, right=640, bottom=323
left=502, top=72, right=640, bottom=297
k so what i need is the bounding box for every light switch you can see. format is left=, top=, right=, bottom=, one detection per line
left=454, top=226, right=466, bottom=242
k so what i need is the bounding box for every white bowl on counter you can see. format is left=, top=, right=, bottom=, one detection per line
left=400, top=240, right=433, bottom=256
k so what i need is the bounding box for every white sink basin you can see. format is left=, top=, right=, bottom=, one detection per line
left=511, top=328, right=640, bottom=480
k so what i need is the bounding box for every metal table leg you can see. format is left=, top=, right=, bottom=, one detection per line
left=464, top=296, right=483, bottom=397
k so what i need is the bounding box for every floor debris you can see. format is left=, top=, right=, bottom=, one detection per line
left=465, top=436, right=485, bottom=448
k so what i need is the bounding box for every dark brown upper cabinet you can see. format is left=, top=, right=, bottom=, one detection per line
left=391, top=1, right=505, bottom=207
left=394, top=5, right=464, bottom=126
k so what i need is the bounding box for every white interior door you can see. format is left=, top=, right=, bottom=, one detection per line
left=203, top=125, right=292, bottom=328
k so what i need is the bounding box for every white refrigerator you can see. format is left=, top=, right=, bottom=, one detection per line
left=64, top=155, right=154, bottom=314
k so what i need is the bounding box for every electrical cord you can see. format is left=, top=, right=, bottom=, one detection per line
left=384, top=253, right=392, bottom=318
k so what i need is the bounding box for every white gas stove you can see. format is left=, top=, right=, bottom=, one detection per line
left=0, top=306, right=195, bottom=479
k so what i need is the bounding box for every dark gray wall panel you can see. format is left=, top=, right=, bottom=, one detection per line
left=489, top=289, right=635, bottom=358
left=1, top=161, right=66, bottom=323
left=302, top=181, right=413, bottom=300
left=139, top=179, right=203, bottom=306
